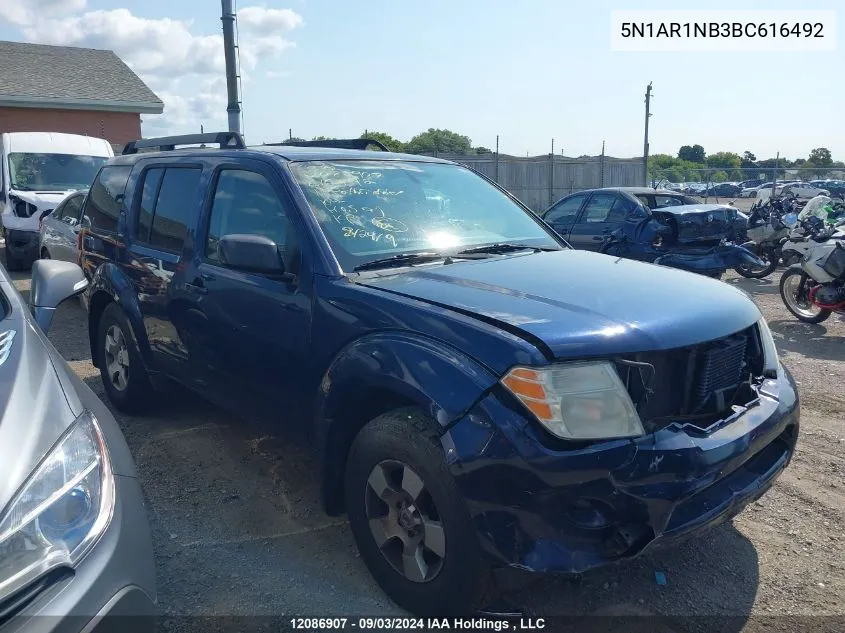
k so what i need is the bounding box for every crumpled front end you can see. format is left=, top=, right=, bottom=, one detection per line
left=442, top=363, right=799, bottom=574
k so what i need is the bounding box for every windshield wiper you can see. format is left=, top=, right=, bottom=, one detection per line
left=455, top=243, right=555, bottom=255
left=353, top=252, right=446, bottom=272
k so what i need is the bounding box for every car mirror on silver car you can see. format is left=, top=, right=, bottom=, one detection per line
left=29, top=260, right=89, bottom=334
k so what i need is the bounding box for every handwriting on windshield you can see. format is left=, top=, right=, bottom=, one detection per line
left=342, top=226, right=398, bottom=248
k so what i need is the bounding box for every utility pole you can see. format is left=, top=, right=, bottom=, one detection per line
left=601, top=140, right=606, bottom=187
left=549, top=138, right=555, bottom=206
left=643, top=81, right=652, bottom=186
left=221, top=0, right=241, bottom=134
left=772, top=151, right=779, bottom=198
left=494, top=135, right=499, bottom=182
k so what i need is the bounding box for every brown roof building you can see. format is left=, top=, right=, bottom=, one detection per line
left=0, top=41, right=164, bottom=150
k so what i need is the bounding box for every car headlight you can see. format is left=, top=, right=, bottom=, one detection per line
left=0, top=411, right=114, bottom=599
left=501, top=361, right=645, bottom=440
left=757, top=318, right=779, bottom=378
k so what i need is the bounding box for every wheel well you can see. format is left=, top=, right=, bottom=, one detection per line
left=87, top=291, right=114, bottom=368
left=321, top=388, right=419, bottom=516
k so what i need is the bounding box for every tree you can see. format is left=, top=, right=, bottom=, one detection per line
left=475, top=146, right=492, bottom=154
left=359, top=131, right=406, bottom=153
left=311, top=135, right=335, bottom=141
left=706, top=152, right=741, bottom=169
left=287, top=137, right=306, bottom=143
left=406, top=128, right=472, bottom=155
left=742, top=151, right=756, bottom=164
left=808, top=147, right=832, bottom=166
left=711, top=170, right=729, bottom=183
left=678, top=144, right=705, bottom=163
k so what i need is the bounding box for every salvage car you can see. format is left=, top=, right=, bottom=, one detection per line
left=38, top=189, right=88, bottom=264
left=0, top=132, right=112, bottom=272
left=78, top=133, right=798, bottom=617
left=0, top=259, right=156, bottom=630
left=542, top=187, right=760, bottom=277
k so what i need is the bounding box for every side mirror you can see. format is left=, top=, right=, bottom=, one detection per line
left=218, top=234, right=293, bottom=280
left=29, top=260, right=88, bottom=334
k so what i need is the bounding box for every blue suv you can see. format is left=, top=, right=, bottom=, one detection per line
left=79, top=133, right=799, bottom=616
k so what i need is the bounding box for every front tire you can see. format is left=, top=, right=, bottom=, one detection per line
left=4, top=248, right=22, bottom=272
left=97, top=303, right=153, bottom=412
left=779, top=267, right=832, bottom=324
left=734, top=250, right=778, bottom=279
left=345, top=407, right=493, bottom=616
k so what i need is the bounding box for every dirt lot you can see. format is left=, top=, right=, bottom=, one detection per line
left=8, top=255, right=844, bottom=631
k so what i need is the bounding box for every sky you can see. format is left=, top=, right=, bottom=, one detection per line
left=0, top=0, right=842, bottom=160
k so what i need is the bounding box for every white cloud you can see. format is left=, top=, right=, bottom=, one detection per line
left=238, top=6, right=303, bottom=33
left=7, top=3, right=303, bottom=135
left=0, top=0, right=85, bottom=25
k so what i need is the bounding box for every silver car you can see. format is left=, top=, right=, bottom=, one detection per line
left=0, top=259, right=156, bottom=630
left=38, top=190, right=88, bottom=264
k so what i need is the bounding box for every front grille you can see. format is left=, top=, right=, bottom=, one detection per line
left=615, top=325, right=764, bottom=431
left=689, top=334, right=748, bottom=412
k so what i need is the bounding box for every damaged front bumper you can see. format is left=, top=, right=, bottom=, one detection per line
left=653, top=243, right=764, bottom=276
left=442, top=368, right=799, bottom=574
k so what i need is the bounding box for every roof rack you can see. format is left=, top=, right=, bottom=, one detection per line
left=262, top=138, right=390, bottom=152
left=122, top=132, right=246, bottom=155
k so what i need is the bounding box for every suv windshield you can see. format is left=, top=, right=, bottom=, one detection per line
left=289, top=160, right=562, bottom=270
left=8, top=153, right=108, bottom=192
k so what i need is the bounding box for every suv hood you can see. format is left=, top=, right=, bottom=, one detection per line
left=0, top=317, right=78, bottom=511
left=359, top=250, right=761, bottom=359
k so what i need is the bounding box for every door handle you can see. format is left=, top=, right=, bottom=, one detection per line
left=185, top=277, right=208, bottom=295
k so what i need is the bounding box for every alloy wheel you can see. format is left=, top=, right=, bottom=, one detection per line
left=104, top=324, right=130, bottom=391
left=782, top=273, right=824, bottom=319
left=365, top=460, right=445, bottom=583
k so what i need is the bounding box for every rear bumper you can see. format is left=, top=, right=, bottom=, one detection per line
left=4, top=230, right=39, bottom=265
left=0, top=475, right=157, bottom=633
left=444, top=367, right=799, bottom=574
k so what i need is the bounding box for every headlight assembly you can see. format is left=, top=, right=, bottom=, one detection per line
left=501, top=361, right=645, bottom=440
left=0, top=411, right=114, bottom=600
left=757, top=317, right=780, bottom=377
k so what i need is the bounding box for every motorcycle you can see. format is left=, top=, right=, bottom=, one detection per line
left=733, top=197, right=799, bottom=279
left=779, top=215, right=845, bottom=324
left=780, top=197, right=845, bottom=267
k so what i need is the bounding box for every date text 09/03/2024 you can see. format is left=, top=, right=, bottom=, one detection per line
left=289, top=618, right=547, bottom=630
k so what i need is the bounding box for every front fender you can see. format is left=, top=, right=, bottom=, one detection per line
left=314, top=331, right=499, bottom=513
left=89, top=263, right=152, bottom=370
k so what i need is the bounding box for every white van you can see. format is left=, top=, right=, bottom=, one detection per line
left=0, top=132, right=113, bottom=270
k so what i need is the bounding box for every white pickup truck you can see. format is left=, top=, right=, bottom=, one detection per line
left=0, top=132, right=113, bottom=270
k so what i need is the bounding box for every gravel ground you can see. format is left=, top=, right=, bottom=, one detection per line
left=7, top=252, right=844, bottom=631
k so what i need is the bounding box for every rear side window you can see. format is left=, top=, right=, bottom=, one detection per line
left=134, top=167, right=202, bottom=253
left=581, top=193, right=618, bottom=222
left=61, top=195, right=84, bottom=225
left=82, top=166, right=131, bottom=232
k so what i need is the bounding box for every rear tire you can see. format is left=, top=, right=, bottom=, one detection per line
left=779, top=267, right=832, bottom=324
left=345, top=407, right=494, bottom=616
left=96, top=302, right=153, bottom=413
